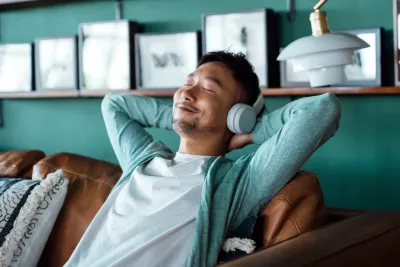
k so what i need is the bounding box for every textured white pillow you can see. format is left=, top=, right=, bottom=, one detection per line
left=0, top=169, right=69, bottom=267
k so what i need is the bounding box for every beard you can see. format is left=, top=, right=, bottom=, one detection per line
left=172, top=117, right=218, bottom=135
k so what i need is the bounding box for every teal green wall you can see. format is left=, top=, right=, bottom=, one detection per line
left=0, top=0, right=399, bottom=211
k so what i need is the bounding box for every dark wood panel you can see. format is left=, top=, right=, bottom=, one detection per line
left=0, top=0, right=85, bottom=10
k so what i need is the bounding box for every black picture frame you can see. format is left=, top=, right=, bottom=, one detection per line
left=202, top=8, right=279, bottom=88
left=333, top=27, right=383, bottom=87
left=135, top=31, right=201, bottom=90
left=394, top=0, right=400, bottom=86
left=78, top=20, right=141, bottom=91
left=34, top=35, right=78, bottom=91
left=0, top=43, right=34, bottom=92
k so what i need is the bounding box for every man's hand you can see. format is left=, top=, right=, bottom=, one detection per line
left=228, top=133, right=254, bottom=152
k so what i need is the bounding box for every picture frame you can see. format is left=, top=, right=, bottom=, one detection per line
left=78, top=20, right=141, bottom=91
left=35, top=35, right=78, bottom=91
left=135, top=31, right=201, bottom=90
left=202, top=8, right=279, bottom=88
left=0, top=43, right=34, bottom=92
left=333, top=27, right=383, bottom=87
left=279, top=48, right=310, bottom=88
left=394, top=0, right=400, bottom=85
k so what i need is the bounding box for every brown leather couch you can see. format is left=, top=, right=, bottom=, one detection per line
left=1, top=150, right=399, bottom=267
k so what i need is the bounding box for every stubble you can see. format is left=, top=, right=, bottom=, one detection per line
left=172, top=118, right=217, bottom=135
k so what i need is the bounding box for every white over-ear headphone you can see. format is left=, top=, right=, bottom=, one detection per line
left=227, top=93, right=264, bottom=134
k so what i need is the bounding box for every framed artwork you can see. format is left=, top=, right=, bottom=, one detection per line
left=202, top=8, right=279, bottom=88
left=279, top=49, right=310, bottom=88
left=0, top=43, right=33, bottom=92
left=394, top=0, right=400, bottom=85
left=78, top=20, right=141, bottom=90
left=135, top=32, right=201, bottom=90
left=35, top=35, right=78, bottom=91
left=333, top=28, right=383, bottom=87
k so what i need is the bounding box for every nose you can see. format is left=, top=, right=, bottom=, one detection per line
left=181, top=85, right=196, bottom=103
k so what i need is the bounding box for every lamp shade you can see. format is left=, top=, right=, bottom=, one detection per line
left=278, top=33, right=370, bottom=87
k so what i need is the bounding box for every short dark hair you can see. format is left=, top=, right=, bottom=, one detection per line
left=198, top=51, right=260, bottom=105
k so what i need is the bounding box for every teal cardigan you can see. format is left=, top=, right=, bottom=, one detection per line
left=101, top=92, right=341, bottom=267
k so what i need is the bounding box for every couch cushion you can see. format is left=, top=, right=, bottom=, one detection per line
left=0, top=150, right=45, bottom=178
left=33, top=153, right=122, bottom=267
left=0, top=170, right=68, bottom=267
left=256, top=171, right=328, bottom=248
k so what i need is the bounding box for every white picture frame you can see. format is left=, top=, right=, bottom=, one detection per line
left=35, top=36, right=78, bottom=91
left=202, top=9, right=279, bottom=88
left=333, top=27, right=382, bottom=87
left=135, top=32, right=200, bottom=90
left=79, top=20, right=141, bottom=90
left=0, top=43, right=33, bottom=92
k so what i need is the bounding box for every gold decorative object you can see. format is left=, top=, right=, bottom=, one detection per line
left=310, top=0, right=330, bottom=36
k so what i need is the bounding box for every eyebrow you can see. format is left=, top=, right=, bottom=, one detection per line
left=188, top=73, right=223, bottom=88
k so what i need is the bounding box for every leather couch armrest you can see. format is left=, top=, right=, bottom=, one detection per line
left=0, top=150, right=45, bottom=177
left=326, top=207, right=365, bottom=223
left=218, top=211, right=400, bottom=267
left=255, top=171, right=328, bottom=248
left=32, top=152, right=122, bottom=185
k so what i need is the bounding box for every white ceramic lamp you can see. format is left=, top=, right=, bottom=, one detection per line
left=277, top=0, right=370, bottom=87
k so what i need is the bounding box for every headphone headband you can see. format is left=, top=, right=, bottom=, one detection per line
left=252, top=93, right=264, bottom=115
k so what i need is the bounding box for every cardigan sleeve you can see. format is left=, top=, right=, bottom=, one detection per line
left=101, top=93, right=173, bottom=172
left=230, top=93, right=341, bottom=229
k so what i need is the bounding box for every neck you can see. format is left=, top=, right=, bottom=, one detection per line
left=178, top=134, right=230, bottom=157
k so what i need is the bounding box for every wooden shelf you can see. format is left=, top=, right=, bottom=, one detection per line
left=261, top=86, right=400, bottom=96
left=0, top=90, right=79, bottom=99
left=79, top=89, right=178, bottom=97
left=1, top=87, right=400, bottom=99
left=80, top=87, right=400, bottom=97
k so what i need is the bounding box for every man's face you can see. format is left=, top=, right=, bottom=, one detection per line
left=172, top=62, right=240, bottom=136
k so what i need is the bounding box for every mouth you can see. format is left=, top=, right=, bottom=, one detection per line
left=176, top=104, right=199, bottom=113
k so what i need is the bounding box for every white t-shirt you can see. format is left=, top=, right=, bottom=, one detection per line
left=64, top=152, right=211, bottom=267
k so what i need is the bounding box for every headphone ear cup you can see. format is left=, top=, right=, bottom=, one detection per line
left=227, top=104, right=256, bottom=134
left=227, top=104, right=240, bottom=134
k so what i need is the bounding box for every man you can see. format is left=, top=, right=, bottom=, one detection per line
left=64, top=51, right=341, bottom=267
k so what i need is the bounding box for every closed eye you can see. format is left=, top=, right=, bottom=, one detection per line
left=203, top=88, right=215, bottom=93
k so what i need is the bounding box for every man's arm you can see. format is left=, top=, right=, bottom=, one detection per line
left=251, top=93, right=340, bottom=146
left=232, top=93, right=341, bottom=226
left=101, top=93, right=172, bottom=172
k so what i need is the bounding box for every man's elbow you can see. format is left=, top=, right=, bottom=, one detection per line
left=323, top=93, right=341, bottom=119
left=320, top=92, right=342, bottom=130
left=101, top=92, right=118, bottom=115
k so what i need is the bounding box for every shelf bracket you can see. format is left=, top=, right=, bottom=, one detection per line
left=287, top=0, right=296, bottom=22
left=115, top=0, right=123, bottom=20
